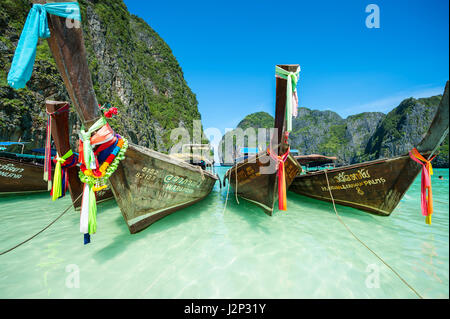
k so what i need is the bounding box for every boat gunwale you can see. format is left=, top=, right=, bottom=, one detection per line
left=294, top=153, right=431, bottom=178
left=129, top=144, right=218, bottom=181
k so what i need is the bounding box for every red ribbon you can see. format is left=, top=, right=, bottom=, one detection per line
left=268, top=146, right=290, bottom=210
left=44, top=103, right=70, bottom=189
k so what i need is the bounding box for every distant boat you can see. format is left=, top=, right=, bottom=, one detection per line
left=223, top=65, right=302, bottom=214
left=234, top=147, right=260, bottom=163
left=289, top=81, right=449, bottom=216
left=40, top=3, right=218, bottom=234
left=0, top=142, right=49, bottom=195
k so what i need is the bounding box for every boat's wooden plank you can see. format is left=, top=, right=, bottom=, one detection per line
left=110, top=145, right=217, bottom=233
left=0, top=157, right=47, bottom=194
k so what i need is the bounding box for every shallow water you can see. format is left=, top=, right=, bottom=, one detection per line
left=0, top=167, right=448, bottom=299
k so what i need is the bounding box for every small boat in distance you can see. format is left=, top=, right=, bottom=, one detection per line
left=289, top=81, right=449, bottom=216
left=295, top=154, right=337, bottom=170
left=223, top=64, right=302, bottom=215
left=0, top=142, right=49, bottom=195
left=36, top=0, right=218, bottom=234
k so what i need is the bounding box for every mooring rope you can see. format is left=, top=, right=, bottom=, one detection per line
left=323, top=169, right=424, bottom=299
left=0, top=193, right=83, bottom=256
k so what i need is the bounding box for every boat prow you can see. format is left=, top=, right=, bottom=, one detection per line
left=289, top=81, right=449, bottom=216
left=224, top=64, right=303, bottom=214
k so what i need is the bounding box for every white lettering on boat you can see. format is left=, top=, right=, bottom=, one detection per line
left=0, top=163, right=24, bottom=179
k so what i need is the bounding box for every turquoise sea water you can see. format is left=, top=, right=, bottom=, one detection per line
left=0, top=167, right=448, bottom=299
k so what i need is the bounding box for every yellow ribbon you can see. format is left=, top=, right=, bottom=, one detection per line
left=51, top=149, right=73, bottom=201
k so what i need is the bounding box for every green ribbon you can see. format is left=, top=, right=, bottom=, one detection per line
left=275, top=65, right=300, bottom=132
left=88, top=185, right=97, bottom=234
left=78, top=137, right=128, bottom=235
left=79, top=117, right=107, bottom=169
left=52, top=149, right=73, bottom=201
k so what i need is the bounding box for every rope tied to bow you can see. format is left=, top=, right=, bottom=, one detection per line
left=409, top=147, right=436, bottom=225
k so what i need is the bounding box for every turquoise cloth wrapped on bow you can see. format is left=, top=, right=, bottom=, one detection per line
left=275, top=65, right=301, bottom=132
left=7, top=2, right=81, bottom=89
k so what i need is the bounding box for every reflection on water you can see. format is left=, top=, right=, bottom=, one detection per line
left=0, top=168, right=448, bottom=298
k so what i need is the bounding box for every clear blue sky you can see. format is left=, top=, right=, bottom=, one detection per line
left=123, top=0, right=449, bottom=134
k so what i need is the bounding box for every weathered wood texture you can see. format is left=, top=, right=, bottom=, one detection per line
left=226, top=151, right=300, bottom=214
left=110, top=145, right=217, bottom=233
left=0, top=157, right=48, bottom=194
left=290, top=81, right=449, bottom=216
left=290, top=156, right=421, bottom=215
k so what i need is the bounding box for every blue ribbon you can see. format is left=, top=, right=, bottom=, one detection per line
left=7, top=2, right=81, bottom=89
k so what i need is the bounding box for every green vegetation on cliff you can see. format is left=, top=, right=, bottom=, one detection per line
left=0, top=0, right=203, bottom=152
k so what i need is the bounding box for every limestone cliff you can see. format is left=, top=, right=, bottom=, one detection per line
left=0, top=0, right=202, bottom=153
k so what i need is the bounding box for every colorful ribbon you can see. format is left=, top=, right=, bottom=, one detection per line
left=51, top=149, right=74, bottom=201
left=79, top=117, right=107, bottom=170
left=268, top=146, right=291, bottom=211
left=78, top=121, right=128, bottom=245
left=409, top=147, right=436, bottom=225
left=7, top=2, right=81, bottom=89
left=275, top=66, right=300, bottom=132
left=44, top=103, right=70, bottom=190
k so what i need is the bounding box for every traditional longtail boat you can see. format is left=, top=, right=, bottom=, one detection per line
left=17, top=1, right=217, bottom=236
left=0, top=143, right=48, bottom=194
left=223, top=65, right=302, bottom=215
left=289, top=81, right=449, bottom=220
left=45, top=100, right=114, bottom=209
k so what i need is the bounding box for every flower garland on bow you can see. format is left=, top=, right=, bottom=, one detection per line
left=78, top=107, right=128, bottom=244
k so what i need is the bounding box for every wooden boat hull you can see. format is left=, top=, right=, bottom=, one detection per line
left=0, top=157, right=47, bottom=194
left=225, top=152, right=301, bottom=214
left=290, top=81, right=449, bottom=216
left=289, top=155, right=422, bottom=216
left=37, top=3, right=219, bottom=234
left=109, top=144, right=218, bottom=233
left=223, top=64, right=302, bottom=214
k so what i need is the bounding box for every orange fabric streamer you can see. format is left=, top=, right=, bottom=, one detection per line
left=409, top=147, right=436, bottom=225
left=268, top=147, right=290, bottom=211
